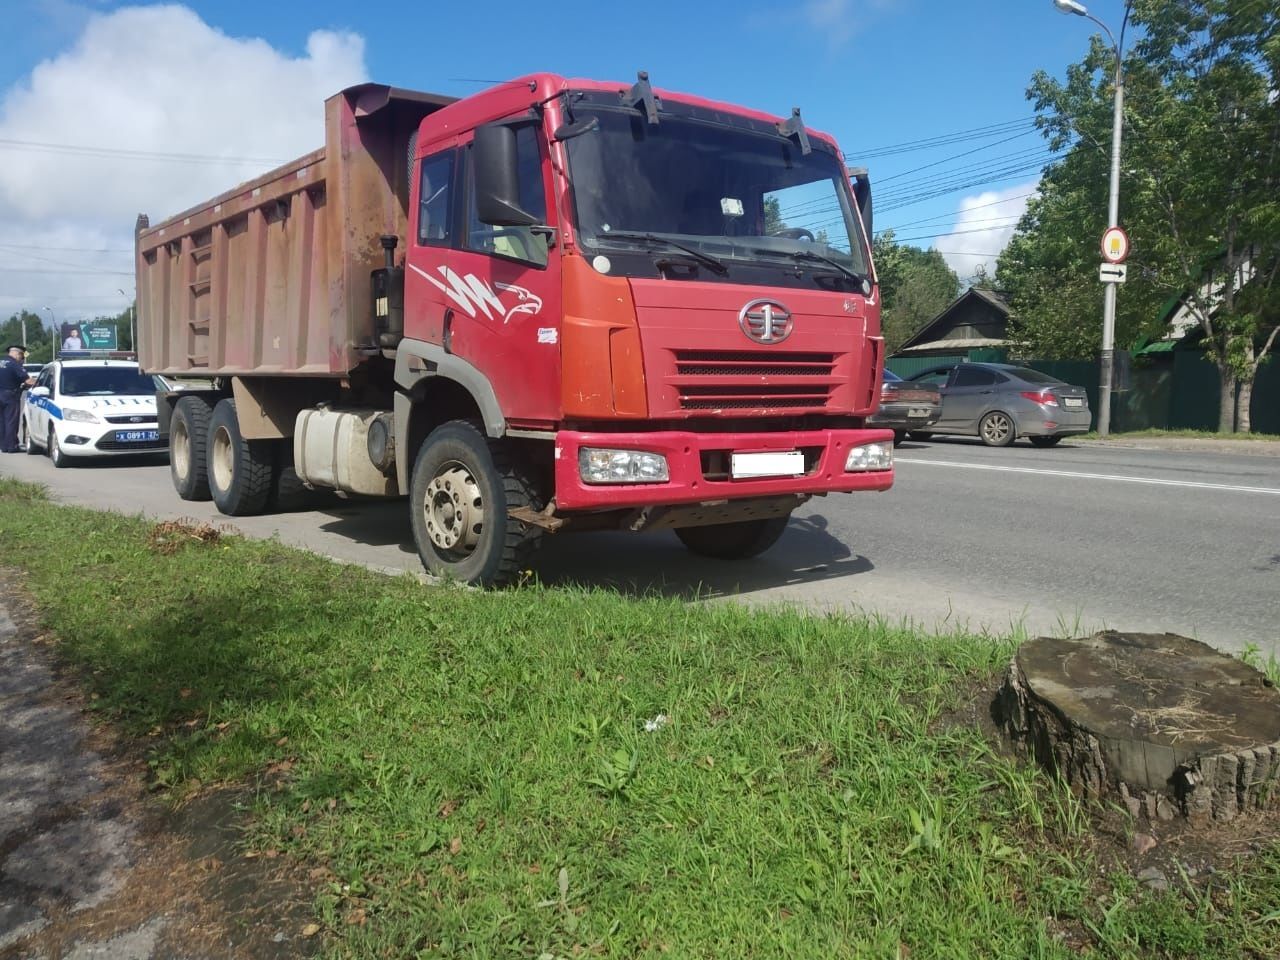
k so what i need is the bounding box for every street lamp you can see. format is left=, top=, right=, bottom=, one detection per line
left=42, top=306, right=55, bottom=356
left=1054, top=0, right=1127, bottom=438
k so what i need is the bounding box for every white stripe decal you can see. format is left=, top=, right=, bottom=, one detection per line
left=895, top=458, right=1280, bottom=496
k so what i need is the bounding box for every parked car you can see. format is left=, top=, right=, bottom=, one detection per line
left=904, top=362, right=1091, bottom=447
left=24, top=363, right=44, bottom=378
left=21, top=358, right=166, bottom=466
left=868, top=370, right=942, bottom=444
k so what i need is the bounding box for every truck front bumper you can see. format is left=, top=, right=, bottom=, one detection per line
left=553, top=428, right=894, bottom=511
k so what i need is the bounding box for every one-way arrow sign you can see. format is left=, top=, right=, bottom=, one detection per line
left=1099, top=262, right=1128, bottom=284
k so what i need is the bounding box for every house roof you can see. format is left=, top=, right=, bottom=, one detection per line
left=896, top=336, right=1008, bottom=354
left=896, top=286, right=1012, bottom=352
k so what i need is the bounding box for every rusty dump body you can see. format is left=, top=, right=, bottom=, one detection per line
left=136, top=84, right=454, bottom=378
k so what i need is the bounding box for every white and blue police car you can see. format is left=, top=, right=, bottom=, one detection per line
left=21, top=355, right=166, bottom=467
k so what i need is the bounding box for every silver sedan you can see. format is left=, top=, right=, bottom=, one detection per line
left=904, top=362, right=1091, bottom=447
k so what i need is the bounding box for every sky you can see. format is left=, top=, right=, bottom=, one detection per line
left=0, top=0, right=1132, bottom=325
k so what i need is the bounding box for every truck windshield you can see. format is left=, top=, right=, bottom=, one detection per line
left=564, top=107, right=870, bottom=283
left=60, top=366, right=161, bottom=397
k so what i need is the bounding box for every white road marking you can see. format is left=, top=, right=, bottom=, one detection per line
left=895, top=458, right=1280, bottom=496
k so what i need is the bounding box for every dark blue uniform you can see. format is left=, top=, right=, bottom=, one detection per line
left=0, top=354, right=30, bottom=452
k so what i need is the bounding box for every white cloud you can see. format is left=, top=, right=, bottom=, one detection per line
left=934, top=181, right=1039, bottom=281
left=802, top=0, right=894, bottom=47
left=0, top=4, right=367, bottom=323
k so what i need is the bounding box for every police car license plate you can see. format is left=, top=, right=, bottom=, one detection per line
left=117, top=430, right=160, bottom=442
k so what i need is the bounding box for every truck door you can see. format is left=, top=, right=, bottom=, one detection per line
left=404, top=139, right=462, bottom=349
left=445, top=122, right=562, bottom=423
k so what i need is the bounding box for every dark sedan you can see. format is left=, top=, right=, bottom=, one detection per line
left=868, top=369, right=942, bottom=444
left=905, top=362, right=1091, bottom=447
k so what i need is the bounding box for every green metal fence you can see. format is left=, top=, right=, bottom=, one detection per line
left=886, top=347, right=1278, bottom=434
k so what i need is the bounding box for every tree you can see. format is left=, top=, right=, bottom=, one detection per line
left=999, top=0, right=1280, bottom=431
left=873, top=231, right=961, bottom=352
left=2, top=311, right=55, bottom=363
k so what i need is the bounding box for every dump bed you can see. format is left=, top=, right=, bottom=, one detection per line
left=136, top=84, right=454, bottom=378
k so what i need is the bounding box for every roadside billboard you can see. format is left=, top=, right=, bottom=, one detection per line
left=60, top=321, right=117, bottom=351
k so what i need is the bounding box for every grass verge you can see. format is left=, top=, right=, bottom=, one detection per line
left=1076, top=429, right=1280, bottom=442
left=2, top=476, right=1278, bottom=959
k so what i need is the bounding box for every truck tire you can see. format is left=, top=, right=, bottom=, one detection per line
left=675, top=516, right=790, bottom=560
left=170, top=395, right=214, bottom=501
left=409, top=420, right=542, bottom=587
left=207, top=398, right=274, bottom=516
left=269, top=441, right=330, bottom=511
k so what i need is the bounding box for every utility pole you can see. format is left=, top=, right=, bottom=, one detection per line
left=1054, top=0, right=1128, bottom=437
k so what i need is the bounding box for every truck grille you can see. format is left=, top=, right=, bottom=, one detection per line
left=671, top=350, right=837, bottom=412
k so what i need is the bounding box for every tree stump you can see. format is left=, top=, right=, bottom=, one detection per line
left=995, top=631, right=1280, bottom=822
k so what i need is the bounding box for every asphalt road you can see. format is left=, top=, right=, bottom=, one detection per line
left=2, top=437, right=1277, bottom=655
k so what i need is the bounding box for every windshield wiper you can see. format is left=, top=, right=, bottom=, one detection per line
left=746, top=246, right=869, bottom=289
left=598, top=231, right=728, bottom=275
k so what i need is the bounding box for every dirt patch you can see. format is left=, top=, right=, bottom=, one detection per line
left=145, top=519, right=225, bottom=556
left=0, top=570, right=321, bottom=959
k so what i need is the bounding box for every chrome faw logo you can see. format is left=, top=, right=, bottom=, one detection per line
left=738, top=299, right=793, bottom=344
left=409, top=264, right=543, bottom=324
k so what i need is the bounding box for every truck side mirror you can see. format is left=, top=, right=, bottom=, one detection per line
left=473, top=125, right=538, bottom=228
left=849, top=167, right=873, bottom=239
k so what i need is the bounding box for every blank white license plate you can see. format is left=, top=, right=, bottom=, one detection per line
left=731, top=450, right=804, bottom=479
left=1063, top=397, right=1083, bottom=408
left=908, top=407, right=930, bottom=418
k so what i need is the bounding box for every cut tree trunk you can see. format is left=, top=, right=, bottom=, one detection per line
left=995, top=632, right=1280, bottom=822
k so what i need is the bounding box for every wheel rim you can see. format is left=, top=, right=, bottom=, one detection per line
left=49, top=428, right=59, bottom=461
left=423, top=460, right=484, bottom=557
left=172, top=416, right=190, bottom=482
left=211, top=425, right=234, bottom=492
left=983, top=413, right=1011, bottom=444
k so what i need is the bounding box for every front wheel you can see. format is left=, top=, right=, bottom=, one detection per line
left=1029, top=435, right=1062, bottom=448
left=978, top=411, right=1016, bottom=447
left=409, top=420, right=542, bottom=587
left=675, top=516, right=790, bottom=560
left=48, top=426, right=69, bottom=468
left=23, top=417, right=39, bottom=454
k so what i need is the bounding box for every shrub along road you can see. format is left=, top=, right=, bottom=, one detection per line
left=1, top=477, right=1279, bottom=958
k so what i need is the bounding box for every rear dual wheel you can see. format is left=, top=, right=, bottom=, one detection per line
left=207, top=399, right=274, bottom=516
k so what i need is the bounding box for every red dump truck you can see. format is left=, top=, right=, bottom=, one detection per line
left=136, top=73, right=892, bottom=585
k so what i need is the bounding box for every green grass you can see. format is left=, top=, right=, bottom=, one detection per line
left=2, top=475, right=1278, bottom=959
left=1076, top=428, right=1280, bottom=442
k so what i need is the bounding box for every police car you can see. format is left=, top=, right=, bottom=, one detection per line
left=21, top=355, right=166, bottom=467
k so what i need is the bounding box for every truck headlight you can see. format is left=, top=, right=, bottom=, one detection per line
left=845, top=442, right=892, bottom=472
left=63, top=409, right=100, bottom=424
left=579, top=447, right=670, bottom=484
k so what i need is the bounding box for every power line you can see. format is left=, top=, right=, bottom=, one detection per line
left=0, top=243, right=133, bottom=254
left=0, top=137, right=287, bottom=167
left=843, top=117, right=1038, bottom=161
left=874, top=130, right=1040, bottom=184
left=877, top=192, right=1037, bottom=234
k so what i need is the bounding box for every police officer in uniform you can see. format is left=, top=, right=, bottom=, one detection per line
left=0, top=345, right=35, bottom=453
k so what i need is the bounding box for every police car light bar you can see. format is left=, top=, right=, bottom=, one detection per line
left=56, top=350, right=138, bottom=361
